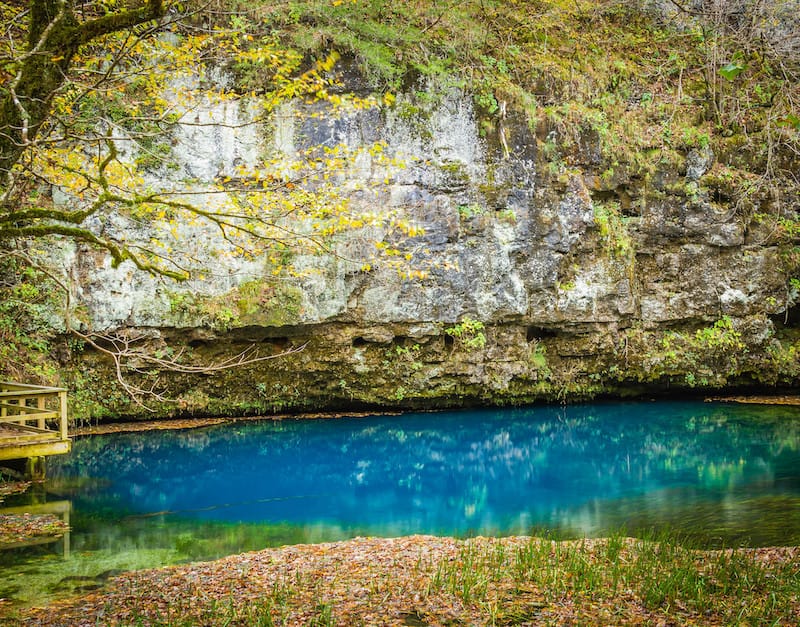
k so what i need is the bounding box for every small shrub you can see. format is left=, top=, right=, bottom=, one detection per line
left=445, top=316, right=487, bottom=351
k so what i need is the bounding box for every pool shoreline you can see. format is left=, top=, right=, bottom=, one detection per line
left=69, top=395, right=800, bottom=438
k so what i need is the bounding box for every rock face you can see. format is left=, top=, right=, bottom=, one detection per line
left=58, top=67, right=799, bottom=419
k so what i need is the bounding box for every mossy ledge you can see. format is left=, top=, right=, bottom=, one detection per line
left=58, top=315, right=800, bottom=421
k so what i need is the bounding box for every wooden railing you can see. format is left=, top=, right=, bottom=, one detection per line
left=0, top=382, right=69, bottom=442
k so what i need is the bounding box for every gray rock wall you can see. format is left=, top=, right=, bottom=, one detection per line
left=56, top=70, right=798, bottom=417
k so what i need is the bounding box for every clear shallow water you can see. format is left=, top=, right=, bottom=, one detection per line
left=2, top=401, right=800, bottom=604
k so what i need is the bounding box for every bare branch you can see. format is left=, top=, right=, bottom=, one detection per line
left=69, top=328, right=308, bottom=410
left=1, top=248, right=307, bottom=409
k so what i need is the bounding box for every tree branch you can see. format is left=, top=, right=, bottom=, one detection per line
left=75, top=0, right=165, bottom=46
left=0, top=223, right=189, bottom=279
left=2, top=248, right=308, bottom=410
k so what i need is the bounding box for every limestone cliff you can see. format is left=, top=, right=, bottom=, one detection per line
left=30, top=2, right=800, bottom=418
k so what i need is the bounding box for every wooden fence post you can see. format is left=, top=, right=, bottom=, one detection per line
left=37, top=396, right=46, bottom=430
left=59, top=390, right=68, bottom=441
left=26, top=456, right=45, bottom=480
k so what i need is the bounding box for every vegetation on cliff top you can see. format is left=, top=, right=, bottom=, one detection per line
left=255, top=0, right=800, bottom=298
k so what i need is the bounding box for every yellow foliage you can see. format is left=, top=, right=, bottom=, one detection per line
left=2, top=3, right=425, bottom=286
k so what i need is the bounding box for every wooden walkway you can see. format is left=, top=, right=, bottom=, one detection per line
left=0, top=382, right=71, bottom=467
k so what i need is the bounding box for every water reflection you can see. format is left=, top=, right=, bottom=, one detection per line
left=0, top=497, right=71, bottom=557
left=1, top=401, right=799, bottom=605
left=47, top=402, right=800, bottom=541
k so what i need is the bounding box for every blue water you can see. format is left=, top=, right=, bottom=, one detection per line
left=2, top=401, right=800, bottom=603
left=51, top=401, right=800, bottom=540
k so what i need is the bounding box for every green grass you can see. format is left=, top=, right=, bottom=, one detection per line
left=422, top=532, right=800, bottom=624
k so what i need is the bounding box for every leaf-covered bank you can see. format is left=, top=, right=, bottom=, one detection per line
left=8, top=534, right=800, bottom=626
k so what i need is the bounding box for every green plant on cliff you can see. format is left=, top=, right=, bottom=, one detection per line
left=766, top=338, right=800, bottom=383
left=527, top=341, right=551, bottom=381
left=693, top=316, right=745, bottom=353
left=457, top=204, right=485, bottom=221
left=629, top=317, right=749, bottom=387
left=235, top=280, right=303, bottom=327
left=593, top=201, right=633, bottom=260
left=168, top=292, right=240, bottom=333
left=445, top=316, right=487, bottom=352
left=774, top=217, right=800, bottom=306
left=0, top=252, right=61, bottom=382
left=169, top=276, right=308, bottom=333
left=392, top=343, right=423, bottom=372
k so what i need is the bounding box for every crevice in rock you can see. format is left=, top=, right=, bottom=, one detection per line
left=264, top=337, right=290, bottom=351
left=526, top=326, right=557, bottom=342
left=771, top=303, right=800, bottom=328
left=590, top=189, right=619, bottom=203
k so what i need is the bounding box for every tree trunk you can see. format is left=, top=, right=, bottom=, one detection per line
left=1, top=0, right=79, bottom=180
left=0, top=0, right=165, bottom=187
